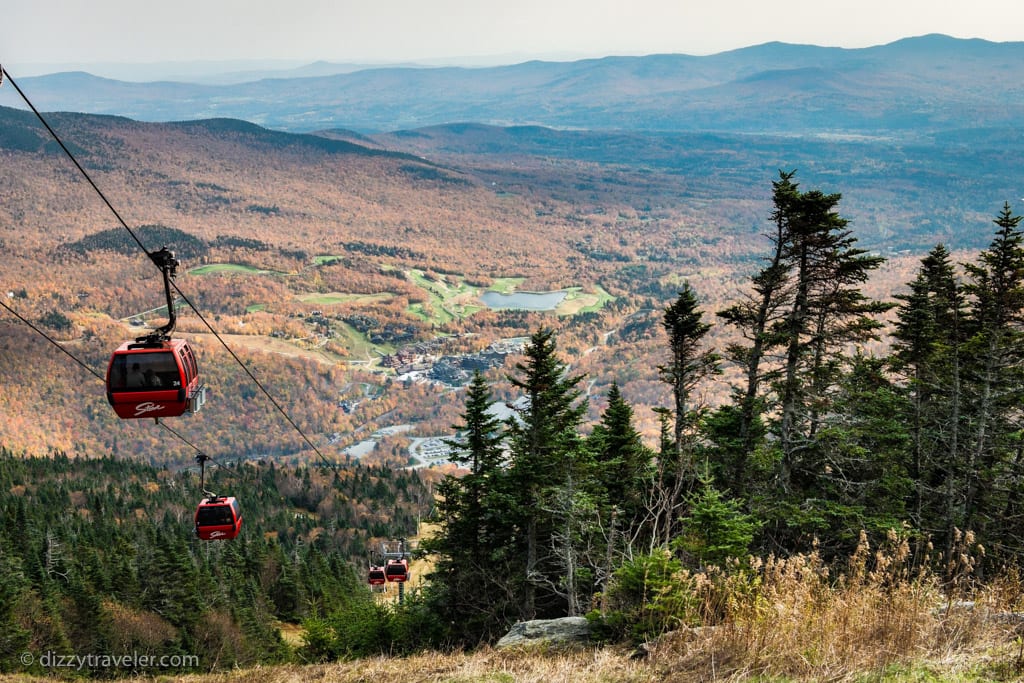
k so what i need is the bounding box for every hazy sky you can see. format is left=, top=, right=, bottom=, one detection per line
left=3, top=0, right=1022, bottom=71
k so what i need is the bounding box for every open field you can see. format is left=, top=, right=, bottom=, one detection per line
left=406, top=270, right=614, bottom=323
left=188, top=332, right=344, bottom=366
left=297, top=292, right=396, bottom=306
left=557, top=285, right=615, bottom=316
left=189, top=263, right=289, bottom=276
left=490, top=277, right=526, bottom=294
left=336, top=321, right=394, bottom=361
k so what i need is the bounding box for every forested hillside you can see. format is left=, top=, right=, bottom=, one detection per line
left=0, top=449, right=430, bottom=673
left=2, top=104, right=1019, bottom=463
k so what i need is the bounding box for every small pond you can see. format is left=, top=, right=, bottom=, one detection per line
left=479, top=290, right=567, bottom=311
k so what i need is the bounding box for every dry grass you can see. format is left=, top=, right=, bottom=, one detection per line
left=5, top=531, right=1023, bottom=682
left=642, top=529, right=1024, bottom=682
left=3, top=637, right=1022, bottom=683
left=0, top=649, right=656, bottom=683
left=2, top=634, right=1021, bottom=683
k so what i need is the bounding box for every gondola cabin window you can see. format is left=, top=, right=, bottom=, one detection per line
left=196, top=504, right=234, bottom=526
left=108, top=351, right=182, bottom=390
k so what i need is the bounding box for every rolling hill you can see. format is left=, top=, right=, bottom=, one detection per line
left=1, top=33, right=1023, bottom=461
left=2, top=35, right=1023, bottom=134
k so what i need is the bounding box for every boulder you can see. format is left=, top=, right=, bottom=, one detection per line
left=495, top=616, right=592, bottom=649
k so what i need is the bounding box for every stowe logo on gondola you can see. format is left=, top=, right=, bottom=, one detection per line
left=133, top=402, right=166, bottom=417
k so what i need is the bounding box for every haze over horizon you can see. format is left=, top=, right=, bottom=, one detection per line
left=3, top=0, right=1023, bottom=81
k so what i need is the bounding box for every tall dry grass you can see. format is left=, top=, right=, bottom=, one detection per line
left=3, top=530, right=1021, bottom=682
left=647, top=528, right=1024, bottom=681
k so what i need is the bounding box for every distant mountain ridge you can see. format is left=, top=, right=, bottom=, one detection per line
left=1, top=35, right=1022, bottom=134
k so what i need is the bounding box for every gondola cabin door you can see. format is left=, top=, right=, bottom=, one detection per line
left=106, top=339, right=205, bottom=419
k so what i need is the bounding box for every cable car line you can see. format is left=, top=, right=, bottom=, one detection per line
left=3, top=278, right=239, bottom=539
left=0, top=299, right=208, bottom=457
left=106, top=250, right=209, bottom=421
left=194, top=452, right=238, bottom=496
left=0, top=297, right=104, bottom=382
left=166, top=276, right=338, bottom=469
left=1, top=66, right=339, bottom=471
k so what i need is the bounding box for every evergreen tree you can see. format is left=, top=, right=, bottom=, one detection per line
left=890, top=244, right=966, bottom=550
left=585, top=385, right=658, bottom=609
left=268, top=551, right=303, bottom=622
left=675, top=474, right=761, bottom=568
left=657, top=283, right=718, bottom=543
left=0, top=546, right=31, bottom=672
left=588, top=383, right=653, bottom=533
left=505, top=328, right=587, bottom=619
left=717, top=170, right=799, bottom=488
left=773, top=180, right=889, bottom=493
left=424, top=370, right=515, bottom=642
left=809, top=353, right=914, bottom=555
left=445, top=371, right=507, bottom=563
left=141, top=533, right=203, bottom=630
left=65, top=572, right=115, bottom=656
left=960, top=203, right=1024, bottom=544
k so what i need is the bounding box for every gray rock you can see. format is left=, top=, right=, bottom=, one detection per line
left=496, top=616, right=592, bottom=649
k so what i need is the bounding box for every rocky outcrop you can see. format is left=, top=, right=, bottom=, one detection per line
left=495, top=617, right=592, bottom=649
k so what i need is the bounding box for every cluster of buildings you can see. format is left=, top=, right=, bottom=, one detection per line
left=379, top=339, right=444, bottom=374
left=382, top=337, right=528, bottom=387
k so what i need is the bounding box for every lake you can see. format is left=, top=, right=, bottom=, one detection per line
left=479, top=290, right=567, bottom=311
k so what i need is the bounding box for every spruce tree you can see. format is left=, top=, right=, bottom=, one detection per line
left=810, top=353, right=913, bottom=554
left=960, top=203, right=1024, bottom=543
left=506, top=328, right=587, bottom=619
left=675, top=474, right=761, bottom=569
left=446, top=370, right=507, bottom=559
left=657, top=283, right=718, bottom=543
left=891, top=244, right=966, bottom=547
left=774, top=180, right=889, bottom=493
left=424, top=370, right=514, bottom=641
left=588, top=383, right=652, bottom=526
left=0, top=546, right=30, bottom=672
left=586, top=383, right=655, bottom=603
left=717, top=170, right=799, bottom=486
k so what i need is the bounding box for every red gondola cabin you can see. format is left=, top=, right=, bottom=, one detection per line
left=368, top=565, right=387, bottom=586
left=194, top=496, right=242, bottom=540
left=106, top=339, right=206, bottom=420
left=384, top=558, right=409, bottom=583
